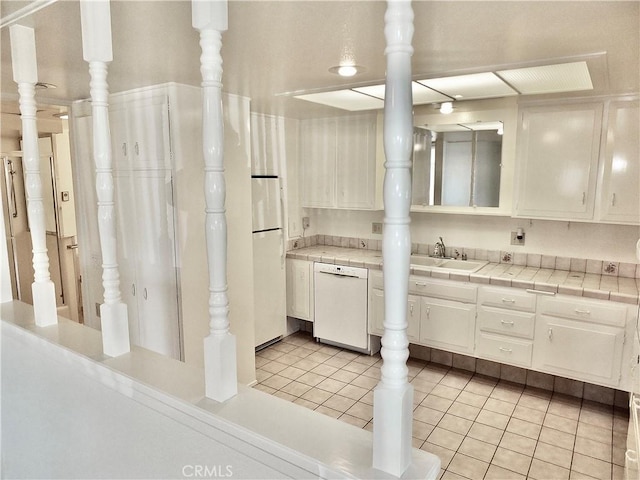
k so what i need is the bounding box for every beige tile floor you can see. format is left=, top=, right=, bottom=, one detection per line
left=254, top=332, right=629, bottom=480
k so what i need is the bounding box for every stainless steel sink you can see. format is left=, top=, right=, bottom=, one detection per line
left=409, top=254, right=487, bottom=273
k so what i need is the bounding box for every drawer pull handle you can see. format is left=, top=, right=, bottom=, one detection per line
left=415, top=282, right=427, bottom=287
left=501, top=298, right=516, bottom=304
left=143, top=288, right=148, bottom=300
left=425, top=306, right=430, bottom=318
left=500, top=320, right=515, bottom=326
left=581, top=191, right=586, bottom=205
left=499, top=347, right=513, bottom=353
left=409, top=304, right=414, bottom=315
left=574, top=308, right=591, bottom=315
left=548, top=328, right=553, bottom=340
left=132, top=284, right=136, bottom=296
left=611, top=193, right=616, bottom=206
left=122, top=143, right=127, bottom=156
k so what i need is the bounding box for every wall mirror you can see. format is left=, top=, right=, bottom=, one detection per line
left=411, top=121, right=503, bottom=208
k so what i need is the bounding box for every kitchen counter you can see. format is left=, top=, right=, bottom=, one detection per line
left=287, top=246, right=640, bottom=305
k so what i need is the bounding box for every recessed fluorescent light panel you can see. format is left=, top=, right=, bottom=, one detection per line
left=417, top=72, right=518, bottom=100
left=496, top=61, right=593, bottom=95
left=459, top=121, right=503, bottom=131
left=353, top=83, right=451, bottom=104
left=295, top=89, right=384, bottom=111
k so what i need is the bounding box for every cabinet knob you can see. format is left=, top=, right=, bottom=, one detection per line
left=409, top=304, right=414, bottom=315
left=425, top=306, right=430, bottom=318
left=581, top=192, right=586, bottom=205
left=548, top=328, right=553, bottom=340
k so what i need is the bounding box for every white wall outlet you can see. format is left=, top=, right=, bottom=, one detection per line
left=302, top=217, right=310, bottom=229
left=510, top=231, right=525, bottom=245
left=372, top=222, right=383, bottom=234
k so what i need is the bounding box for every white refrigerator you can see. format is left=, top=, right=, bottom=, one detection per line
left=251, top=176, right=286, bottom=348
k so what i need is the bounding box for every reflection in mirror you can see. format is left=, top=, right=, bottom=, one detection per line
left=412, top=122, right=502, bottom=208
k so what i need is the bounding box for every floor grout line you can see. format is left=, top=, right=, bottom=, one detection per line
left=254, top=332, right=626, bottom=480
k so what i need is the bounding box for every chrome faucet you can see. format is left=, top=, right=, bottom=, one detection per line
left=434, top=237, right=446, bottom=258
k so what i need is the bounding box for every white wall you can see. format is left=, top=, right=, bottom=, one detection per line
left=310, top=209, right=640, bottom=264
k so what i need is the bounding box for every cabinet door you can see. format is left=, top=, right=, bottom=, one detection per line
left=368, top=289, right=420, bottom=341
left=128, top=98, right=171, bottom=170
left=114, top=171, right=140, bottom=346
left=336, top=115, right=376, bottom=209
left=598, top=100, right=640, bottom=224
left=110, top=106, right=130, bottom=171
left=420, top=297, right=476, bottom=354
left=251, top=113, right=280, bottom=176
left=515, top=103, right=603, bottom=219
left=369, top=288, right=385, bottom=336
left=134, top=170, right=181, bottom=360
left=286, top=259, right=312, bottom=321
left=533, top=315, right=624, bottom=387
left=300, top=118, right=336, bottom=207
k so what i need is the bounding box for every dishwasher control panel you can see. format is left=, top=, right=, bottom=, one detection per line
left=314, top=262, right=368, bottom=279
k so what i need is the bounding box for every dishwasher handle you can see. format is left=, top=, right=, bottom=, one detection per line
left=318, top=271, right=360, bottom=279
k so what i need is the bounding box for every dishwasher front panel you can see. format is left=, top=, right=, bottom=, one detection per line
left=313, top=263, right=369, bottom=351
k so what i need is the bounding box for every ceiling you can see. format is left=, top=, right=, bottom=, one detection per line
left=0, top=0, right=638, bottom=122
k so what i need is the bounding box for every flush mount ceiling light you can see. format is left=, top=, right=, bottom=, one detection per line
left=329, top=65, right=364, bottom=77
left=439, top=101, right=454, bottom=114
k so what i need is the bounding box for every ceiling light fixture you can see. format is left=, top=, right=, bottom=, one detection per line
left=329, top=64, right=364, bottom=77
left=440, top=101, right=454, bottom=114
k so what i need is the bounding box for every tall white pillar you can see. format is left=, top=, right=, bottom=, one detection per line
left=9, top=24, right=57, bottom=326
left=80, top=0, right=130, bottom=357
left=192, top=0, right=238, bottom=402
left=373, top=0, right=415, bottom=476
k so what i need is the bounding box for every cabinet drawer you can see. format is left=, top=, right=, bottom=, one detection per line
left=477, top=306, right=535, bottom=339
left=409, top=276, right=477, bottom=303
left=476, top=333, right=533, bottom=367
left=479, top=286, right=536, bottom=312
left=539, top=295, right=627, bottom=327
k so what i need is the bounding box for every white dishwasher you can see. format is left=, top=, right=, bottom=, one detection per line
left=314, top=262, right=370, bottom=352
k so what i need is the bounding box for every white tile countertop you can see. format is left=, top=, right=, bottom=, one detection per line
left=287, top=246, right=640, bottom=305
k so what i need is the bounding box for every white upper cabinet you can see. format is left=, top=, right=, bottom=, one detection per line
left=300, top=117, right=336, bottom=208
left=597, top=99, right=640, bottom=224
left=515, top=102, right=603, bottom=220
left=110, top=96, right=171, bottom=171
left=300, top=114, right=377, bottom=209
left=336, top=115, right=376, bottom=209
left=251, top=113, right=281, bottom=176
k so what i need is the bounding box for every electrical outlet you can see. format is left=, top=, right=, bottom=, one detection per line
left=302, top=217, right=310, bottom=229
left=510, top=231, right=525, bottom=245
left=372, top=222, right=383, bottom=234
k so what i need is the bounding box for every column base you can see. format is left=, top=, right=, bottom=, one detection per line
left=32, top=281, right=57, bottom=327
left=100, top=303, right=131, bottom=357
left=373, top=381, right=414, bottom=477
left=204, top=333, right=238, bottom=402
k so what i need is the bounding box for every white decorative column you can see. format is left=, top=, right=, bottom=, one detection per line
left=9, top=25, right=57, bottom=326
left=80, top=0, right=130, bottom=357
left=373, top=0, right=415, bottom=476
left=192, top=0, right=238, bottom=402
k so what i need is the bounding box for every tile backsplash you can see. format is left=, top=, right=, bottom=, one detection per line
left=288, top=234, right=640, bottom=279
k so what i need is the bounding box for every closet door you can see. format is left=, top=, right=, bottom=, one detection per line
left=133, top=170, right=181, bottom=360
left=114, top=171, right=140, bottom=345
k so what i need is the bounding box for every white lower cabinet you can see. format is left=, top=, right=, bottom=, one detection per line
left=420, top=296, right=476, bottom=355
left=285, top=259, right=314, bottom=322
left=532, top=295, right=628, bottom=388
left=368, top=271, right=420, bottom=341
